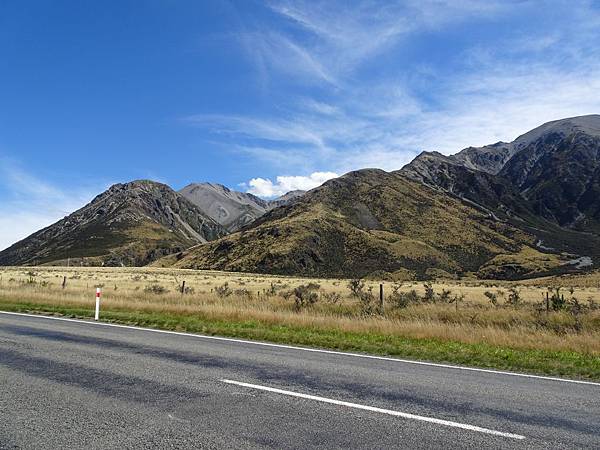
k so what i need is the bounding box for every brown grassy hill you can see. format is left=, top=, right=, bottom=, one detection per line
left=165, top=169, right=561, bottom=280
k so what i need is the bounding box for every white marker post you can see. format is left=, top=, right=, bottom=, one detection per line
left=95, top=287, right=101, bottom=321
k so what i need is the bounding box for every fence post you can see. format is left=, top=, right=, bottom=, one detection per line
left=379, top=283, right=384, bottom=314
left=546, top=291, right=550, bottom=313
left=62, top=276, right=67, bottom=289
left=181, top=280, right=186, bottom=294
left=95, top=288, right=101, bottom=321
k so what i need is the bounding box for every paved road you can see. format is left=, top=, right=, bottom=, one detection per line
left=0, top=312, right=598, bottom=449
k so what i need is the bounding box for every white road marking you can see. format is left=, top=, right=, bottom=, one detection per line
left=1, top=310, right=599, bottom=387
left=221, top=379, right=526, bottom=440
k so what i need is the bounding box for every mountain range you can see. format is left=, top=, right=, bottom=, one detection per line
left=0, top=180, right=227, bottom=266
left=403, top=115, right=600, bottom=233
left=0, top=181, right=303, bottom=267
left=2, top=115, right=599, bottom=280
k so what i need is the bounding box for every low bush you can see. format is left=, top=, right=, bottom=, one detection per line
left=144, top=284, right=168, bottom=295
left=293, top=284, right=319, bottom=311
left=215, top=282, right=233, bottom=298
left=389, top=284, right=419, bottom=309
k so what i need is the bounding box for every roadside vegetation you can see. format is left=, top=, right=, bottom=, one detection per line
left=1, top=266, right=599, bottom=380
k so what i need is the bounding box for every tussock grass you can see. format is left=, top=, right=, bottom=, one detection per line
left=1, top=266, right=599, bottom=379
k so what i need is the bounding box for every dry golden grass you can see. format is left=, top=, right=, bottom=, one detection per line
left=1, top=266, right=600, bottom=356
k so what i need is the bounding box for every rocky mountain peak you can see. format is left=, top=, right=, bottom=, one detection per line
left=179, top=182, right=271, bottom=232
left=513, top=114, right=600, bottom=145
left=437, top=115, right=600, bottom=176
left=0, top=180, right=226, bottom=266
left=399, top=114, right=600, bottom=263
left=179, top=182, right=306, bottom=232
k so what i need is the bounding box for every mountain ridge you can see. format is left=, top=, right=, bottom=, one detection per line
left=0, top=180, right=227, bottom=266
left=179, top=182, right=270, bottom=232
left=164, top=169, right=564, bottom=280
left=164, top=115, right=600, bottom=279
left=401, top=115, right=600, bottom=234
left=3, top=115, right=600, bottom=277
left=408, top=114, right=600, bottom=176
left=179, top=182, right=305, bottom=232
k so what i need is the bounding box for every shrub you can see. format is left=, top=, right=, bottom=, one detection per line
left=266, top=282, right=277, bottom=296
left=144, top=284, right=168, bottom=295
left=234, top=288, right=252, bottom=300
left=281, top=290, right=294, bottom=301
left=293, top=284, right=319, bottom=311
left=347, top=279, right=365, bottom=297
left=438, top=289, right=452, bottom=303
left=389, top=284, right=419, bottom=309
left=423, top=282, right=435, bottom=303
left=25, top=271, right=37, bottom=284
left=550, top=287, right=566, bottom=311
left=358, top=287, right=377, bottom=315
left=507, top=287, right=521, bottom=306
left=322, top=292, right=341, bottom=304
left=348, top=278, right=377, bottom=315
left=215, top=282, right=233, bottom=298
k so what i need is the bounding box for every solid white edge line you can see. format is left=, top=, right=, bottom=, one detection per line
left=221, top=379, right=526, bottom=440
left=1, top=310, right=599, bottom=387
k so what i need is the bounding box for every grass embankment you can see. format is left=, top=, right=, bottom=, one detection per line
left=1, top=266, right=600, bottom=381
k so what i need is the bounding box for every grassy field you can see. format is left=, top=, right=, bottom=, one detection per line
left=1, top=266, right=599, bottom=380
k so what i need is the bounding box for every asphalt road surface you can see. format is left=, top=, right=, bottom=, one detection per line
left=0, top=311, right=599, bottom=449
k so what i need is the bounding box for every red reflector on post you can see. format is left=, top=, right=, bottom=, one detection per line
left=95, top=288, right=101, bottom=321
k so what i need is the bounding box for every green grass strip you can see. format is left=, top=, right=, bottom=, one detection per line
left=1, top=300, right=599, bottom=381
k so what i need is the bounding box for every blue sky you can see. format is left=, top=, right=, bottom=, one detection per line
left=1, top=0, right=600, bottom=250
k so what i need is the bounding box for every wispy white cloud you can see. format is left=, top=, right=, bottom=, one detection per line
left=189, top=55, right=600, bottom=174
left=238, top=30, right=338, bottom=87
left=0, top=159, right=102, bottom=251
left=235, top=0, right=513, bottom=91
left=178, top=0, right=600, bottom=200
left=233, top=145, right=317, bottom=172
left=246, top=171, right=338, bottom=197
left=266, top=0, right=510, bottom=76
left=185, top=113, right=332, bottom=151
left=189, top=1, right=600, bottom=192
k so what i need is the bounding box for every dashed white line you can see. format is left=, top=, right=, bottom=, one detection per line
left=1, top=310, right=599, bottom=387
left=221, top=379, right=526, bottom=440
